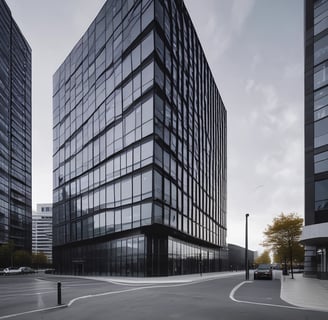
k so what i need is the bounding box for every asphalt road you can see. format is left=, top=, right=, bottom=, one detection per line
left=0, top=273, right=327, bottom=320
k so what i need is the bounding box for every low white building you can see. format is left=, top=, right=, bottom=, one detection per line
left=32, top=204, right=53, bottom=263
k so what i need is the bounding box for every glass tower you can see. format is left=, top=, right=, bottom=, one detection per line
left=0, top=0, right=32, bottom=252
left=302, top=0, right=328, bottom=279
left=53, top=0, right=227, bottom=276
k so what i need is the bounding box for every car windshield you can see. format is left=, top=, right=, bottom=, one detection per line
left=258, top=264, right=271, bottom=270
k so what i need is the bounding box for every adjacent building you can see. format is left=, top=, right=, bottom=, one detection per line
left=53, top=0, right=227, bottom=276
left=0, top=0, right=32, bottom=252
left=302, top=0, right=328, bottom=279
left=228, top=244, right=255, bottom=272
left=32, top=204, right=53, bottom=263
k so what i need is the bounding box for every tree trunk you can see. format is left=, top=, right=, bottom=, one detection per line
left=289, top=242, right=294, bottom=279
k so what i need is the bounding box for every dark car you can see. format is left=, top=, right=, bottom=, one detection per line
left=254, top=264, right=273, bottom=280
left=19, top=267, right=35, bottom=274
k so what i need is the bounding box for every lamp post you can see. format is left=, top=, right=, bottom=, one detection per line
left=245, top=213, right=250, bottom=280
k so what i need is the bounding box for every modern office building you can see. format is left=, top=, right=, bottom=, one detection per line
left=53, top=0, right=227, bottom=276
left=228, top=244, right=255, bottom=272
left=0, top=0, right=32, bottom=252
left=302, top=0, right=328, bottom=279
left=32, top=204, right=53, bottom=263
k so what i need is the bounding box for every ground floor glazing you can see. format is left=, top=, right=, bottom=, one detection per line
left=53, top=232, right=228, bottom=276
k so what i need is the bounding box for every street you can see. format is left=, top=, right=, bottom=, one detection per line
left=0, top=272, right=326, bottom=320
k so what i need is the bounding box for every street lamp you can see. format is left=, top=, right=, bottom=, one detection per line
left=245, top=213, right=250, bottom=280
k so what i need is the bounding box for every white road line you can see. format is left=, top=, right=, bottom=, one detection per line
left=67, top=286, right=148, bottom=306
left=67, top=275, right=236, bottom=306
left=79, top=272, right=244, bottom=286
left=0, top=277, right=220, bottom=318
left=0, top=273, right=242, bottom=318
left=0, top=305, right=66, bottom=320
left=229, top=281, right=309, bottom=311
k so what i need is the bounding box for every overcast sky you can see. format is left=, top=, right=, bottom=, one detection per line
left=6, top=0, right=303, bottom=253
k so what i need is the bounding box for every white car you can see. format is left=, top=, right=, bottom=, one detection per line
left=3, top=267, right=21, bottom=275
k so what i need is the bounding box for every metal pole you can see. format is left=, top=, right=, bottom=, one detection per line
left=57, top=282, right=62, bottom=305
left=245, top=213, right=249, bottom=281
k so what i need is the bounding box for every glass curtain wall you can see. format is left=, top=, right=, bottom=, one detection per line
left=53, top=0, right=227, bottom=276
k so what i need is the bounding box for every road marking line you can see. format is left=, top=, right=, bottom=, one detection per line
left=67, top=275, right=239, bottom=306
left=0, top=273, right=242, bottom=318
left=78, top=272, right=244, bottom=286
left=229, top=281, right=318, bottom=311
left=0, top=305, right=66, bottom=319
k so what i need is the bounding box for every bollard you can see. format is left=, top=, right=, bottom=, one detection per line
left=57, top=282, right=62, bottom=305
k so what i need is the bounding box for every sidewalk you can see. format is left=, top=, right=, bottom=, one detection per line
left=281, top=273, right=328, bottom=312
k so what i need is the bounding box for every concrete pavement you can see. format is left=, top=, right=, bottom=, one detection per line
left=280, top=273, right=328, bottom=312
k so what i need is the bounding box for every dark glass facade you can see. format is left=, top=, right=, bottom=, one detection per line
left=302, top=0, right=328, bottom=279
left=53, top=0, right=227, bottom=276
left=0, top=0, right=32, bottom=251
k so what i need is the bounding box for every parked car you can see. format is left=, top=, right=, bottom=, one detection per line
left=44, top=268, right=55, bottom=274
left=3, top=267, right=21, bottom=275
left=19, top=266, right=35, bottom=274
left=0, top=268, right=4, bottom=276
left=254, top=264, right=273, bottom=280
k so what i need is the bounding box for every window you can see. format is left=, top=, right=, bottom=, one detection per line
left=141, top=32, right=154, bottom=61
left=315, top=151, right=328, bottom=173
left=314, top=0, right=328, bottom=35
left=115, top=181, right=121, bottom=205
left=142, top=170, right=152, bottom=199
left=141, top=98, right=153, bottom=138
left=106, top=159, right=114, bottom=181
left=115, top=209, right=122, bottom=231
left=100, top=187, right=106, bottom=208
left=122, top=53, right=131, bottom=79
left=125, top=111, right=135, bottom=134
left=106, top=211, right=114, bottom=232
left=94, top=214, right=100, bottom=236
left=132, top=45, right=141, bottom=70
left=133, top=173, right=141, bottom=202
left=141, top=140, right=153, bottom=165
left=133, top=73, right=141, bottom=100
left=99, top=212, right=105, bottom=235
left=142, top=2, right=154, bottom=30
left=154, top=170, right=162, bottom=200
left=315, top=179, right=328, bottom=210
left=315, top=105, right=328, bottom=121
left=123, top=80, right=133, bottom=110
left=314, top=62, right=328, bottom=90
left=82, top=194, right=88, bottom=215
left=314, top=34, right=328, bottom=65
left=142, top=96, right=153, bottom=123
left=94, top=189, right=100, bottom=208
left=141, top=202, right=151, bottom=225
left=164, top=206, right=169, bottom=226
left=122, top=207, right=132, bottom=230
left=164, top=178, right=170, bottom=204
left=133, top=204, right=141, bottom=227
left=121, top=177, right=132, bottom=205
left=142, top=62, right=154, bottom=92
left=106, top=184, right=115, bottom=208
left=315, top=116, right=328, bottom=147
left=170, top=209, right=177, bottom=228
